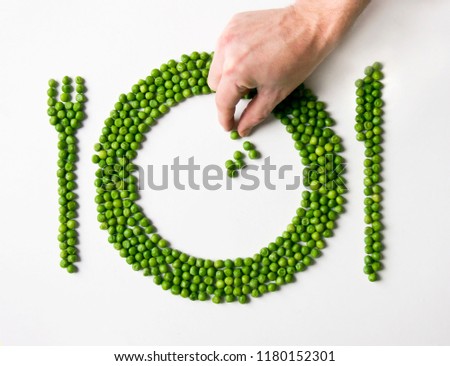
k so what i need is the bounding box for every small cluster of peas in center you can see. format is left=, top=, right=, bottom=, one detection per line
left=225, top=134, right=261, bottom=178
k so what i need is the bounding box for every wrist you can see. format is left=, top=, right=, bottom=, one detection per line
left=291, top=0, right=370, bottom=48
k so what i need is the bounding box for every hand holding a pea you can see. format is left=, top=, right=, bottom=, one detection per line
left=208, top=0, right=370, bottom=137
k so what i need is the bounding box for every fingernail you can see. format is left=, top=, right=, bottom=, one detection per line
left=240, top=128, right=250, bottom=137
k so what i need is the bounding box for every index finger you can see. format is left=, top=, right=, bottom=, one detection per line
left=214, top=77, right=247, bottom=131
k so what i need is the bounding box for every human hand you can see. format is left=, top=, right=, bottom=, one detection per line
left=208, top=0, right=370, bottom=136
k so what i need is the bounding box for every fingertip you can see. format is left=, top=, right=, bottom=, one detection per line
left=219, top=115, right=235, bottom=132
left=216, top=100, right=235, bottom=132
left=238, top=127, right=251, bottom=137
left=237, top=94, right=275, bottom=137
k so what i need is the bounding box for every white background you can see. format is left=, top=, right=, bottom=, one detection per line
left=0, top=0, right=449, bottom=346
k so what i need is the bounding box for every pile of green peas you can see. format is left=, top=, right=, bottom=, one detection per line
left=225, top=133, right=260, bottom=178
left=354, top=62, right=384, bottom=281
left=92, top=51, right=347, bottom=303
left=47, top=76, right=87, bottom=273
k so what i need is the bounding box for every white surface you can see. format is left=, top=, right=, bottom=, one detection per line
left=0, top=0, right=450, bottom=346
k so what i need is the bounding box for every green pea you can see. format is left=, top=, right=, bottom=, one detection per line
left=235, top=159, right=246, bottom=169
left=243, top=141, right=254, bottom=151
left=248, top=149, right=259, bottom=159
left=225, top=160, right=235, bottom=170
left=67, top=264, right=77, bottom=273
left=230, top=130, right=240, bottom=140
left=233, top=151, right=243, bottom=160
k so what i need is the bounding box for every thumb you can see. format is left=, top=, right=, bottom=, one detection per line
left=237, top=92, right=278, bottom=137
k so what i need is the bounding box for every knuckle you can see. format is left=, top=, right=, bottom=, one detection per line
left=261, top=90, right=284, bottom=109
left=222, top=66, right=235, bottom=79
left=244, top=110, right=266, bottom=127
left=218, top=32, right=234, bottom=47
left=251, top=111, right=267, bottom=125
left=223, top=58, right=245, bottom=78
left=248, top=102, right=272, bottom=125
